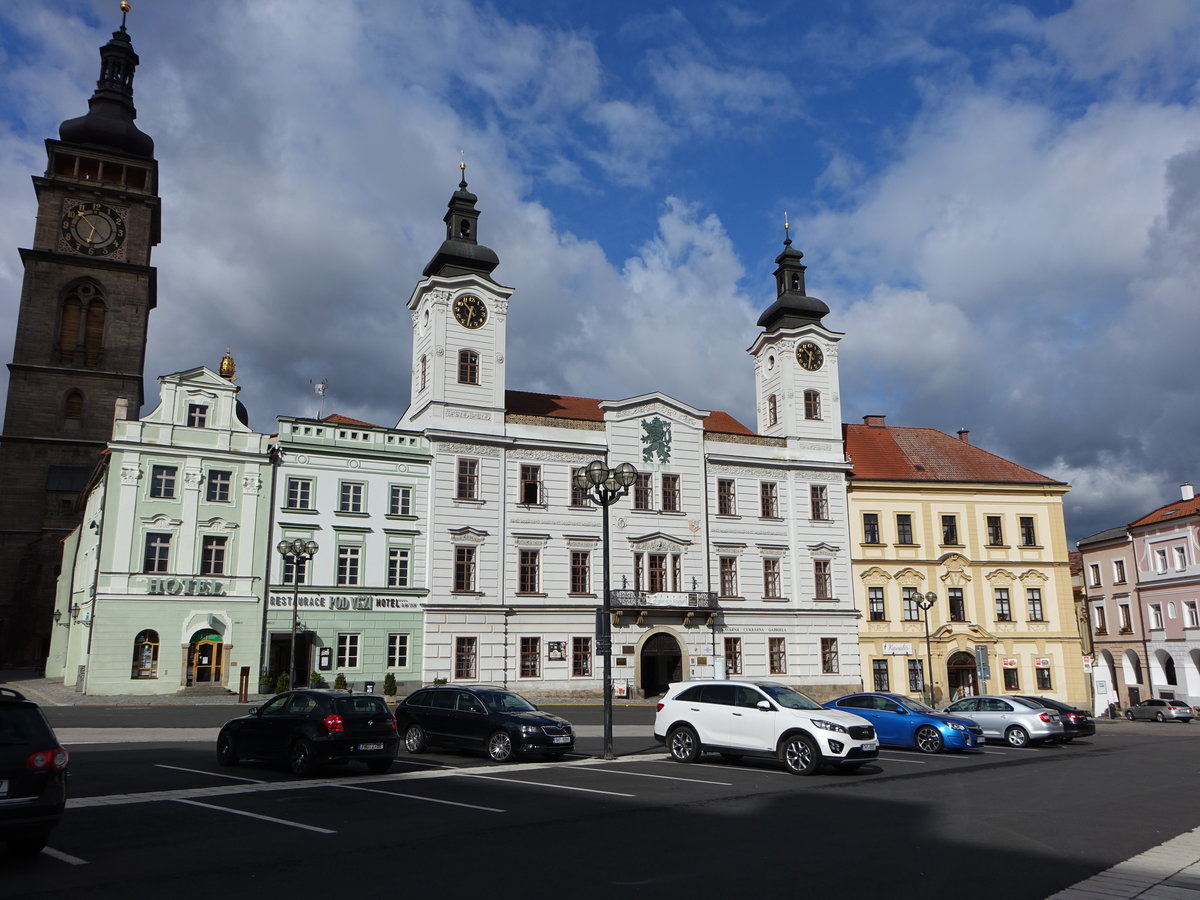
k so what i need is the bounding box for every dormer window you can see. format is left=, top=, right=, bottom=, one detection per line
left=187, top=404, right=208, bottom=428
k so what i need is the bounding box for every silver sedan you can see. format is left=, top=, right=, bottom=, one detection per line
left=942, top=695, right=1064, bottom=747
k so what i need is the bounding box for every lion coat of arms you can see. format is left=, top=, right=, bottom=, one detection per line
left=641, top=417, right=672, bottom=464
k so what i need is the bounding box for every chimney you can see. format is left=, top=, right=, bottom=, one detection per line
left=863, top=415, right=886, bottom=428
left=957, top=429, right=970, bottom=443
left=1183, top=483, right=1195, bottom=501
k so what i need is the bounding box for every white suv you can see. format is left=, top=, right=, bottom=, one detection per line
left=654, top=680, right=879, bottom=775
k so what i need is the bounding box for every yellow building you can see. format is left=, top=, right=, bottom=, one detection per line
left=845, top=416, right=1085, bottom=708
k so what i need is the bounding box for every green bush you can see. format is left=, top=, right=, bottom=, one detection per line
left=273, top=672, right=291, bottom=694
left=309, top=671, right=323, bottom=688
left=333, top=672, right=348, bottom=690
left=433, top=676, right=448, bottom=685
left=383, top=673, right=397, bottom=696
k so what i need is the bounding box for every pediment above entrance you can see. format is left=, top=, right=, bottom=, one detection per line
left=627, top=531, right=692, bottom=552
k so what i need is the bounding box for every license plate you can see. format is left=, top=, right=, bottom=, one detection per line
left=356, top=742, right=384, bottom=751
left=861, top=741, right=878, bottom=752
left=551, top=735, right=571, bottom=744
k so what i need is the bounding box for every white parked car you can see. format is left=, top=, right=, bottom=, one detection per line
left=654, top=680, right=879, bottom=775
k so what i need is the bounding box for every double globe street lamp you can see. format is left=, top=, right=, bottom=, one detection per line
left=276, top=538, right=319, bottom=690
left=573, top=459, right=639, bottom=759
left=915, top=590, right=938, bottom=707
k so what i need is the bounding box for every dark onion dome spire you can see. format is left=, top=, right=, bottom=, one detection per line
left=422, top=154, right=500, bottom=279
left=756, top=212, right=829, bottom=331
left=59, top=2, right=154, bottom=159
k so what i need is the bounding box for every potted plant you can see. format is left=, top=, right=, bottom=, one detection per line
left=383, top=673, right=397, bottom=697
left=333, top=673, right=347, bottom=690
left=273, top=672, right=291, bottom=695
left=309, top=671, right=325, bottom=688
left=258, top=670, right=274, bottom=694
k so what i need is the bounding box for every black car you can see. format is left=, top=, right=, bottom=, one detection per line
left=0, top=687, right=69, bottom=858
left=217, top=689, right=399, bottom=777
left=1016, top=695, right=1096, bottom=741
left=396, top=685, right=574, bottom=762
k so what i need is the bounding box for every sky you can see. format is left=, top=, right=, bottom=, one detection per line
left=1, top=0, right=1198, bottom=546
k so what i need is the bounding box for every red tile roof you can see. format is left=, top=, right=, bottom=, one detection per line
left=1129, top=495, right=1200, bottom=528
left=321, top=413, right=380, bottom=428
left=844, top=423, right=1062, bottom=485
left=505, top=389, right=754, bottom=436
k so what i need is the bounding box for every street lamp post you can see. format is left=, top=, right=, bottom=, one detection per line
left=276, top=538, right=319, bottom=689
left=916, top=590, right=937, bottom=707
left=573, top=459, right=639, bottom=760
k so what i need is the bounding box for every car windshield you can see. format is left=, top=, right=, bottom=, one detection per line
left=895, top=696, right=935, bottom=713
left=759, top=684, right=823, bottom=710
left=476, top=690, right=537, bottom=714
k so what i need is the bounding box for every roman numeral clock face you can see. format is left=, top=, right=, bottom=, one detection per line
left=453, top=294, right=488, bottom=329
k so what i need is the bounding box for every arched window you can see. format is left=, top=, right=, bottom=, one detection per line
left=132, top=629, right=159, bottom=679
left=767, top=394, right=777, bottom=426
left=58, top=296, right=82, bottom=362
left=804, top=389, right=822, bottom=420
left=58, top=282, right=106, bottom=365
left=458, top=349, right=479, bottom=385
left=419, top=355, right=427, bottom=392
left=83, top=300, right=106, bottom=365
left=790, top=273, right=801, bottom=290
left=64, top=390, right=83, bottom=421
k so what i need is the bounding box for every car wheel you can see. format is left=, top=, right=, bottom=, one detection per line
left=781, top=733, right=820, bottom=775
left=1125, top=710, right=1135, bottom=720
left=487, top=730, right=514, bottom=762
left=216, top=732, right=239, bottom=766
left=6, top=831, right=50, bottom=859
left=1004, top=726, right=1030, bottom=748
left=719, top=752, right=743, bottom=763
left=914, top=725, right=944, bottom=754
left=668, top=726, right=700, bottom=763
left=1156, top=712, right=1166, bottom=722
left=404, top=723, right=428, bottom=753
left=289, top=739, right=319, bottom=777
left=366, top=758, right=393, bottom=774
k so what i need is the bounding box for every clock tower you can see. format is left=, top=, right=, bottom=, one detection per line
left=0, top=10, right=160, bottom=665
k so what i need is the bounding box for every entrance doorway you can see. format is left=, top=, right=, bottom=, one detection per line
left=946, top=650, right=978, bottom=702
left=268, top=632, right=312, bottom=688
left=640, top=632, right=682, bottom=698
left=187, top=629, right=224, bottom=686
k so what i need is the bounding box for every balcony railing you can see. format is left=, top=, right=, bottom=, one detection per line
left=611, top=590, right=719, bottom=610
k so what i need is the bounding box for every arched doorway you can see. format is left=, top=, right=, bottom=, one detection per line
left=187, top=629, right=224, bottom=686
left=946, top=650, right=978, bottom=702
left=640, top=631, right=683, bottom=698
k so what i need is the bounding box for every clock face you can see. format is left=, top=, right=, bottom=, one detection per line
left=453, top=294, right=488, bottom=329
left=796, top=341, right=824, bottom=371
left=61, top=201, right=126, bottom=257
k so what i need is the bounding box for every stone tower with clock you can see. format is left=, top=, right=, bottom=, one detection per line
left=399, top=166, right=513, bottom=435
left=0, top=14, right=160, bottom=665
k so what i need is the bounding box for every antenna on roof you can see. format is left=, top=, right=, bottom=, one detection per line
left=311, top=378, right=328, bottom=419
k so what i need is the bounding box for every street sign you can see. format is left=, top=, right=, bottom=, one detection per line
left=974, top=644, right=991, bottom=680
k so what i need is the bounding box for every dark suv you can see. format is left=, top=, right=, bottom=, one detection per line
left=0, top=687, right=69, bottom=858
left=396, top=685, right=574, bottom=762
left=216, top=690, right=399, bottom=776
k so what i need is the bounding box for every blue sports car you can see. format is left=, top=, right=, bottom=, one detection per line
left=824, top=692, right=983, bottom=753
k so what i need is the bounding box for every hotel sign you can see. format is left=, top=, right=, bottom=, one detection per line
left=269, top=594, right=420, bottom=611
left=147, top=577, right=226, bottom=596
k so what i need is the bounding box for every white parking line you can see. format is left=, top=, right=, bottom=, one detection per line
left=42, top=847, right=88, bottom=866
left=155, top=764, right=265, bottom=783
left=456, top=772, right=636, bottom=797
left=578, top=767, right=734, bottom=785
left=646, top=758, right=794, bottom=776
left=876, top=755, right=929, bottom=764
left=172, top=798, right=336, bottom=833
left=334, top=783, right=505, bottom=812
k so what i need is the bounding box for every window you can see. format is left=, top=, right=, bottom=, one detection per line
left=986, top=516, right=1004, bottom=545
left=570, top=468, right=590, bottom=507
left=419, top=354, right=427, bottom=392
left=1093, top=605, right=1107, bottom=634
left=337, top=546, right=361, bottom=586
left=1185, top=601, right=1199, bottom=628
left=872, top=659, right=890, bottom=692
left=1002, top=668, right=1020, bottom=691
left=862, top=513, right=880, bottom=544
left=143, top=533, right=171, bottom=573
left=1035, top=666, right=1052, bottom=690
left=339, top=481, right=364, bottom=513
left=458, top=348, right=479, bottom=384
left=454, top=636, right=477, bottom=679
left=518, top=549, right=540, bottom=593
left=1026, top=588, right=1043, bottom=621
left=902, top=587, right=919, bottom=621
left=763, top=558, right=782, bottom=599
left=868, top=586, right=885, bottom=621
left=662, top=474, right=680, bottom=512
left=520, top=637, right=540, bottom=678
left=810, top=485, right=829, bottom=520
left=1155, top=548, right=1169, bottom=573
left=908, top=659, right=925, bottom=692
left=389, top=485, right=413, bottom=516
left=632, top=552, right=643, bottom=591
left=388, top=548, right=411, bottom=588
left=570, top=550, right=591, bottom=594
left=760, top=482, right=778, bottom=518
left=949, top=587, right=965, bottom=622
left=896, top=514, right=914, bottom=545
left=187, top=404, right=207, bottom=427
left=648, top=554, right=668, bottom=593
left=1019, top=516, right=1037, bottom=546
left=282, top=554, right=308, bottom=585
left=995, top=588, right=1011, bottom=621
left=724, top=638, right=742, bottom=675
left=132, top=630, right=159, bottom=679
left=1151, top=604, right=1164, bottom=630
left=813, top=560, right=832, bottom=599
left=572, top=637, right=592, bottom=676
left=519, top=465, right=541, bottom=505
left=719, top=556, right=738, bottom=597
left=150, top=465, right=177, bottom=499
left=387, top=633, right=409, bottom=668
left=768, top=637, right=787, bottom=674
left=821, top=638, right=839, bottom=674
left=1113, top=559, right=1126, bottom=584
left=336, top=633, right=360, bottom=669
left=634, top=473, right=653, bottom=510
left=454, top=546, right=476, bottom=592
left=64, top=390, right=83, bottom=421
left=803, top=389, right=821, bottom=420
left=1174, top=546, right=1188, bottom=571
left=941, top=515, right=958, bottom=545
left=286, top=477, right=312, bottom=510
left=206, top=470, right=231, bottom=503
left=767, top=394, right=777, bottom=426
left=717, top=478, right=736, bottom=516
left=456, top=458, right=478, bottom=500
left=1089, top=563, right=1101, bottom=586
left=200, top=536, right=227, bottom=576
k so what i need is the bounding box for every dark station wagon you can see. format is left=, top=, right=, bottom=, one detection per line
left=0, top=688, right=69, bottom=858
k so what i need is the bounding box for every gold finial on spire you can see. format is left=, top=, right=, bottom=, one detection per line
left=784, top=211, right=791, bottom=243
left=120, top=1, right=131, bottom=29
left=459, top=149, right=466, bottom=174
left=219, top=348, right=236, bottom=382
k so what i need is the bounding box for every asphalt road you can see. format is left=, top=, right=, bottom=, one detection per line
left=3, top=710, right=1198, bottom=899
